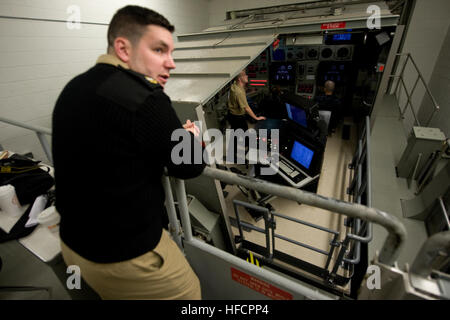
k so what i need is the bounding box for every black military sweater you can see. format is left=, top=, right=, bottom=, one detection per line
left=52, top=60, right=205, bottom=263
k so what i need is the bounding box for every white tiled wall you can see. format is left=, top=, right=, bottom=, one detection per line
left=2, top=0, right=448, bottom=162
left=0, top=0, right=209, bottom=162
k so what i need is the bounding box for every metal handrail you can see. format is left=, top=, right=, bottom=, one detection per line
left=390, top=53, right=440, bottom=127
left=232, top=199, right=341, bottom=270
left=0, top=116, right=53, bottom=164
left=200, top=166, right=407, bottom=266
left=342, top=116, right=373, bottom=269
left=0, top=116, right=406, bottom=267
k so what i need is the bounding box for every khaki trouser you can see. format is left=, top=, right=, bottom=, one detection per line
left=60, top=230, right=201, bottom=300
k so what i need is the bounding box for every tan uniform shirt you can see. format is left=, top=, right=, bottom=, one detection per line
left=228, top=82, right=247, bottom=116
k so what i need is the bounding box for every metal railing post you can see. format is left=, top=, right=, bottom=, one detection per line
left=394, top=53, right=409, bottom=95
left=391, top=53, right=440, bottom=127
left=399, top=77, right=421, bottom=126
left=36, top=132, right=53, bottom=165
left=324, top=233, right=340, bottom=271
left=161, top=173, right=183, bottom=249
left=173, top=179, right=193, bottom=242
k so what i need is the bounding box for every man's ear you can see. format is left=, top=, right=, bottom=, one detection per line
left=113, top=37, right=132, bottom=63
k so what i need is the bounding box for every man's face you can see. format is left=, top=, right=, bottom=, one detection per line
left=127, top=25, right=176, bottom=88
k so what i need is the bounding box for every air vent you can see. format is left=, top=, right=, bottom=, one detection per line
left=334, top=45, right=353, bottom=60
left=306, top=46, right=319, bottom=59
left=319, top=46, right=334, bottom=61
left=296, top=48, right=305, bottom=60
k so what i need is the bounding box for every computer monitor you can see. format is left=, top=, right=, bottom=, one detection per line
left=270, top=62, right=296, bottom=85
left=271, top=48, right=286, bottom=61
left=285, top=102, right=307, bottom=128
left=290, top=140, right=314, bottom=170
left=284, top=137, right=323, bottom=176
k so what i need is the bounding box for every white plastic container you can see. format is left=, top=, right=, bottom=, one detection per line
left=0, top=184, right=23, bottom=217
left=37, top=206, right=60, bottom=235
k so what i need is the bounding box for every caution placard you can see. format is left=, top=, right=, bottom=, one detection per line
left=231, top=267, right=293, bottom=300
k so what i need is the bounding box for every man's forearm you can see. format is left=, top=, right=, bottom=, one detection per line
left=244, top=105, right=259, bottom=120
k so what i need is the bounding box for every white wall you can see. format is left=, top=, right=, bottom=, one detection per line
left=0, top=0, right=209, bottom=162
left=208, top=0, right=314, bottom=27
left=394, top=0, right=450, bottom=135
left=417, top=25, right=450, bottom=137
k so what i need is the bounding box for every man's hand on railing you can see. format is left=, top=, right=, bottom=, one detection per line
left=183, top=119, right=200, bottom=137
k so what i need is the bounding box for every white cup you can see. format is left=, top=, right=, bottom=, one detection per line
left=0, top=184, right=23, bottom=217
left=37, top=206, right=60, bottom=235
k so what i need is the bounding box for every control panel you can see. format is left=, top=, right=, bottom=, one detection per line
left=296, top=60, right=319, bottom=98
left=243, top=34, right=356, bottom=101
left=247, top=48, right=269, bottom=89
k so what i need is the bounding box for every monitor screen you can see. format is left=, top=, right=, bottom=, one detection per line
left=270, top=62, right=295, bottom=85
left=285, top=103, right=307, bottom=128
left=290, top=140, right=314, bottom=170
left=333, top=33, right=352, bottom=41
left=272, top=49, right=286, bottom=61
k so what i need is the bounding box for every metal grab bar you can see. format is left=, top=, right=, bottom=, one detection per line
left=0, top=116, right=53, bottom=164
left=232, top=199, right=339, bottom=258
left=201, top=166, right=407, bottom=266
left=344, top=116, right=373, bottom=267
left=390, top=53, right=440, bottom=127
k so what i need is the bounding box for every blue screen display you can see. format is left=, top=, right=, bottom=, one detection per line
left=272, top=49, right=286, bottom=61
left=285, top=103, right=307, bottom=128
left=333, top=33, right=351, bottom=41
left=290, top=140, right=314, bottom=169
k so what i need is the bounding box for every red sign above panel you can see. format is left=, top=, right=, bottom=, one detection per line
left=321, top=22, right=346, bottom=30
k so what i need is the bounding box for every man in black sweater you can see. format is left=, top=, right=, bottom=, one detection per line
left=52, top=6, right=205, bottom=299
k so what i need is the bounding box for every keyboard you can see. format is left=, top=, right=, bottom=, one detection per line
left=269, top=155, right=317, bottom=188
left=278, top=159, right=307, bottom=183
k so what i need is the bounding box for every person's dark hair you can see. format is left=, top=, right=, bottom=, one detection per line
left=107, top=5, right=175, bottom=49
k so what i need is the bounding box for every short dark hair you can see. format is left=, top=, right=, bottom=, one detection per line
left=107, top=5, right=175, bottom=48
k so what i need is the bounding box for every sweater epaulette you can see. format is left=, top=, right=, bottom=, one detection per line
left=118, top=66, right=163, bottom=91
left=96, top=66, right=163, bottom=112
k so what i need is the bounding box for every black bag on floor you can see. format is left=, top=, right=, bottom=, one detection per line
left=0, top=154, right=54, bottom=205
